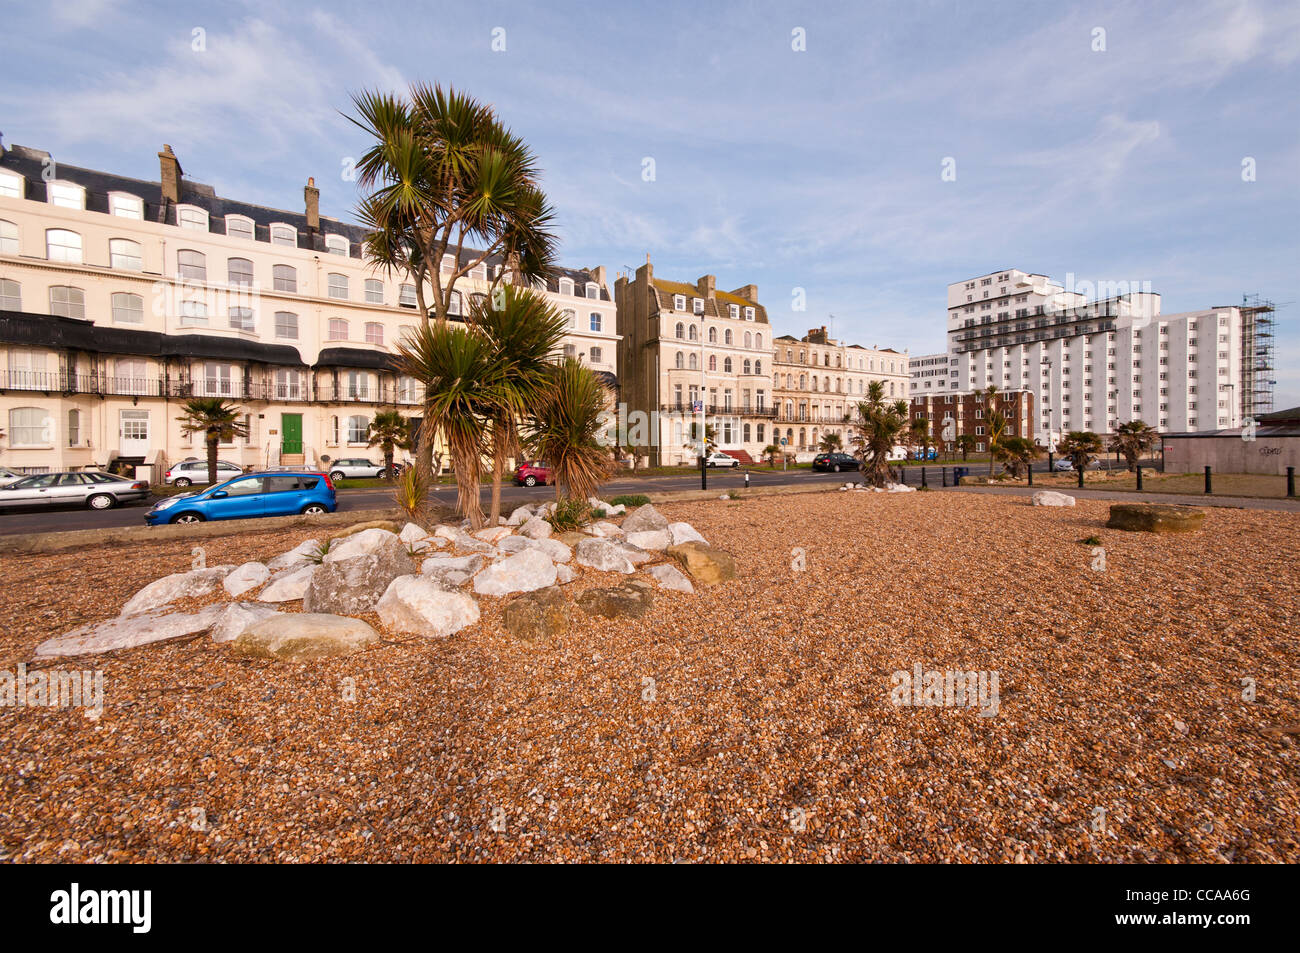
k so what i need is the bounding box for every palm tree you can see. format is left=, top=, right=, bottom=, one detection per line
left=982, top=386, right=1008, bottom=479
left=176, top=398, right=249, bottom=486
left=818, top=432, right=843, bottom=453
left=366, top=410, right=412, bottom=477
left=762, top=443, right=781, bottom=467
left=531, top=358, right=613, bottom=502
left=394, top=320, right=507, bottom=528
left=956, top=433, right=977, bottom=460
left=993, top=435, right=1039, bottom=479
left=1057, top=430, right=1104, bottom=475
left=1109, top=419, right=1158, bottom=472
left=849, top=380, right=910, bottom=487
left=471, top=286, right=568, bottom=525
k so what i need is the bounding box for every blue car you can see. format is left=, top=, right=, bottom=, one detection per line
left=145, top=470, right=336, bottom=525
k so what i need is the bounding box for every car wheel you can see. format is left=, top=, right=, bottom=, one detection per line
left=832, top=464, right=840, bottom=473
left=524, top=475, right=538, bottom=487
left=301, top=503, right=328, bottom=515
left=330, top=471, right=346, bottom=481
left=170, top=512, right=205, bottom=524
left=174, top=477, right=191, bottom=488
left=86, top=493, right=116, bottom=510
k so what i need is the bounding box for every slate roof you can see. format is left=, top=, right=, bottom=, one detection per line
left=649, top=279, right=768, bottom=324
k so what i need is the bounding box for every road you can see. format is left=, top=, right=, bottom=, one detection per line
left=0, top=465, right=853, bottom=537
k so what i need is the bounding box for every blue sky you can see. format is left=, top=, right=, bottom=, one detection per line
left=3, top=0, right=1298, bottom=406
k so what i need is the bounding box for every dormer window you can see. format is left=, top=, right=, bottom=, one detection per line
left=692, top=298, right=703, bottom=315
left=744, top=306, right=755, bottom=321
left=47, top=181, right=86, bottom=210
left=177, top=205, right=209, bottom=231
left=559, top=277, right=574, bottom=297
left=0, top=171, right=23, bottom=199
left=440, top=254, right=455, bottom=274
left=108, top=192, right=143, bottom=219
left=325, top=234, right=349, bottom=256
left=585, top=282, right=600, bottom=299
left=673, top=294, right=686, bottom=311
left=472, top=263, right=487, bottom=281
left=728, top=304, right=740, bottom=319
left=269, top=223, right=297, bottom=247
left=226, top=215, right=255, bottom=240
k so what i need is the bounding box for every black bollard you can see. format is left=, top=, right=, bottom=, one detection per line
left=921, top=466, right=928, bottom=489
left=1027, top=465, right=1033, bottom=487
left=1077, top=464, right=1085, bottom=489
left=700, top=454, right=707, bottom=491
left=942, top=467, right=948, bottom=488
left=1288, top=466, right=1295, bottom=498
left=1136, top=466, right=1143, bottom=491
left=1204, top=465, right=1212, bottom=495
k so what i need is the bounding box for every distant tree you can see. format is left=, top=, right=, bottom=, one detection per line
left=176, top=398, right=249, bottom=486
left=818, top=432, right=843, bottom=453
left=366, top=410, right=411, bottom=477
left=993, top=435, right=1040, bottom=479
left=1109, top=419, right=1158, bottom=472
left=982, top=386, right=1009, bottom=479
left=849, top=380, right=910, bottom=487
left=956, top=433, right=977, bottom=460
left=762, top=443, right=780, bottom=467
left=1057, top=430, right=1104, bottom=475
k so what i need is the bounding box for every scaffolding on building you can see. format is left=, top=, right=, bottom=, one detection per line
left=1239, top=294, right=1277, bottom=420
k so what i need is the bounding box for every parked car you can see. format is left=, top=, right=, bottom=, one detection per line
left=514, top=460, right=552, bottom=487
left=145, top=470, right=336, bottom=525
left=1053, top=458, right=1099, bottom=472
left=0, top=466, right=25, bottom=487
left=812, top=452, right=858, bottom=473
left=165, top=459, right=245, bottom=487
left=704, top=452, right=740, bottom=468
left=0, top=470, right=151, bottom=511
left=326, top=458, right=394, bottom=480
left=911, top=448, right=938, bottom=460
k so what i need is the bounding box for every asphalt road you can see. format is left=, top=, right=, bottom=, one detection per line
left=0, top=465, right=854, bottom=537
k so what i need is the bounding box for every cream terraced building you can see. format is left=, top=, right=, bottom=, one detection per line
left=0, top=142, right=618, bottom=478
left=771, top=326, right=909, bottom=456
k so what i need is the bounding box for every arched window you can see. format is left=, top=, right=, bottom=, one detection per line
left=589, top=312, right=602, bottom=332
left=325, top=234, right=349, bottom=256
left=688, top=353, right=698, bottom=370
left=108, top=192, right=143, bottom=219
left=708, top=327, right=717, bottom=343
left=0, top=279, right=20, bottom=311
left=398, top=284, right=417, bottom=308
left=106, top=238, right=142, bottom=271
left=743, top=359, right=752, bottom=374
left=111, top=292, right=144, bottom=324
left=177, top=249, right=207, bottom=281
left=754, top=359, right=762, bottom=375
left=269, top=223, right=297, bottom=247
left=49, top=286, right=85, bottom=318
left=744, top=331, right=752, bottom=348
left=755, top=334, right=762, bottom=349
left=688, top=325, right=698, bottom=341
left=177, top=205, right=208, bottom=230
left=448, top=291, right=463, bottom=316
left=273, top=265, right=297, bottom=292
left=225, top=215, right=254, bottom=240
left=743, top=423, right=751, bottom=442
left=799, top=374, right=807, bottom=390
left=585, top=282, right=600, bottom=299
left=558, top=277, right=574, bottom=296
left=365, top=322, right=384, bottom=345
left=274, top=311, right=298, bottom=339
left=328, top=318, right=349, bottom=341
left=708, top=355, right=717, bottom=371
left=45, top=229, right=82, bottom=263
left=675, top=322, right=684, bottom=339
left=327, top=273, right=349, bottom=299
left=675, top=351, right=684, bottom=369
left=724, top=329, right=733, bottom=345
left=723, top=357, right=732, bottom=373
left=0, top=219, right=17, bottom=255
left=67, top=408, right=81, bottom=447
left=365, top=279, right=384, bottom=304
left=227, top=257, right=253, bottom=285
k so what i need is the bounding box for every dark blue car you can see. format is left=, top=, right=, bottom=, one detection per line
left=145, top=470, right=336, bottom=525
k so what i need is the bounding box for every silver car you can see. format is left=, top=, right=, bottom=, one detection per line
left=0, top=466, right=24, bottom=487
left=165, top=459, right=246, bottom=487
left=0, top=471, right=151, bottom=510
left=326, top=457, right=389, bottom=480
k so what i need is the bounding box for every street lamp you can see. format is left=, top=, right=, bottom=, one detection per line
left=699, top=315, right=708, bottom=489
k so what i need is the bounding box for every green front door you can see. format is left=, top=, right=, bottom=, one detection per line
left=281, top=413, right=303, bottom=455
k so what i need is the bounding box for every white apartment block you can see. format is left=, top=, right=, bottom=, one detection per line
left=943, top=268, right=1255, bottom=444
left=0, top=142, right=618, bottom=477
left=909, top=351, right=949, bottom=394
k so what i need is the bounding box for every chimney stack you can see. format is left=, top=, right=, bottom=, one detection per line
left=304, top=176, right=320, bottom=231
left=733, top=283, right=758, bottom=302
left=696, top=274, right=716, bottom=299
left=157, top=144, right=183, bottom=204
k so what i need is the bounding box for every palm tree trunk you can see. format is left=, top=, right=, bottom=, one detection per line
left=488, top=423, right=509, bottom=527
left=449, top=429, right=484, bottom=529
left=207, top=433, right=219, bottom=485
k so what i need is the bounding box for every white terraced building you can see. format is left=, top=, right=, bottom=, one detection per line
left=0, top=142, right=619, bottom=478
left=940, top=268, right=1271, bottom=445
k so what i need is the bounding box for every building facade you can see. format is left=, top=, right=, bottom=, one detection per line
left=908, top=351, right=950, bottom=394
left=615, top=259, right=776, bottom=465
left=770, top=327, right=909, bottom=455
left=909, top=389, right=1035, bottom=455
left=0, top=143, right=618, bottom=477
left=942, top=268, right=1264, bottom=446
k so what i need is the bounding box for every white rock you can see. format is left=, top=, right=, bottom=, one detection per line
left=575, top=538, right=635, bottom=574
left=121, top=566, right=234, bottom=617
left=232, top=613, right=379, bottom=661
left=885, top=482, right=916, bottom=493
left=625, top=529, right=671, bottom=552
left=528, top=538, right=572, bottom=563
left=452, top=532, right=498, bottom=553
left=399, top=522, right=429, bottom=544
left=473, top=526, right=513, bottom=544
left=210, top=602, right=280, bottom=643
left=496, top=536, right=532, bottom=553
left=618, top=541, right=654, bottom=566
left=588, top=520, right=624, bottom=538
left=323, top=528, right=402, bottom=563
left=37, top=605, right=225, bottom=657
left=667, top=522, right=707, bottom=546
left=1032, top=490, right=1076, bottom=507
left=518, top=516, right=553, bottom=539
left=433, top=524, right=460, bottom=541
left=422, top=554, right=484, bottom=574
left=266, top=539, right=321, bottom=571
left=621, top=503, right=669, bottom=534
left=472, top=549, right=557, bottom=596
left=556, top=564, right=577, bottom=585
left=427, top=569, right=472, bottom=589
left=506, top=505, right=534, bottom=526
left=258, top=563, right=317, bottom=602
left=646, top=563, right=695, bottom=594
left=377, top=575, right=480, bottom=638
left=222, top=561, right=270, bottom=598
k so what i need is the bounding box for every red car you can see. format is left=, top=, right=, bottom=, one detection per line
left=514, top=460, right=552, bottom=487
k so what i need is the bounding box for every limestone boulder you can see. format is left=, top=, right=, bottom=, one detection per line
left=625, top=529, right=671, bottom=552
left=518, top=516, right=553, bottom=540
left=473, top=526, right=513, bottom=544
left=1106, top=503, right=1206, bottom=534
left=266, top=538, right=321, bottom=571
left=506, top=504, right=535, bottom=526
left=223, top=561, right=270, bottom=598
left=1032, top=490, right=1076, bottom=507
left=472, top=548, right=557, bottom=596
left=502, top=586, right=574, bottom=640
left=577, top=580, right=655, bottom=619
left=646, top=563, right=695, bottom=594
left=377, top=575, right=479, bottom=638
left=303, top=547, right=417, bottom=615
left=258, top=563, right=317, bottom=602
left=120, top=566, right=234, bottom=617
left=621, top=503, right=668, bottom=534
left=667, top=522, right=707, bottom=546
left=327, top=520, right=401, bottom=542
left=210, top=602, right=280, bottom=643
left=575, top=538, right=635, bottom=574
left=588, top=520, right=624, bottom=539
left=36, top=604, right=225, bottom=657
left=322, top=527, right=404, bottom=564
left=668, top=541, right=738, bottom=586
left=231, top=614, right=380, bottom=661
left=618, top=541, right=654, bottom=566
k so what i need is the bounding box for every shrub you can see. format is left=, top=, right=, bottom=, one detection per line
left=610, top=494, right=651, bottom=507
left=549, top=498, right=591, bottom=531
left=305, top=539, right=333, bottom=564
left=1081, top=534, right=1102, bottom=546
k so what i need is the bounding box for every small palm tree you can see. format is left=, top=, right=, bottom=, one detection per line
left=956, top=434, right=977, bottom=460
left=981, top=386, right=1008, bottom=479
left=394, top=320, right=506, bottom=528
left=993, top=435, right=1039, bottom=479
left=849, top=380, right=910, bottom=487
left=1109, top=419, right=1158, bottom=472
left=1057, top=430, right=1104, bottom=475
left=818, top=432, right=843, bottom=453
left=176, top=398, right=249, bottom=486
left=471, top=286, right=568, bottom=525
left=366, top=410, right=411, bottom=477
left=763, top=443, right=780, bottom=467
left=531, top=358, right=613, bottom=502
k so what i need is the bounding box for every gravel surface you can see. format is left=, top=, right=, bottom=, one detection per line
left=1, top=492, right=1297, bottom=863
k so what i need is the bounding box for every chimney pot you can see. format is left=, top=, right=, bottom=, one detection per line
left=157, top=144, right=183, bottom=204
left=304, top=177, right=320, bottom=231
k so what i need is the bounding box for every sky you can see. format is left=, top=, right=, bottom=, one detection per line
left=3, top=0, right=1298, bottom=407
